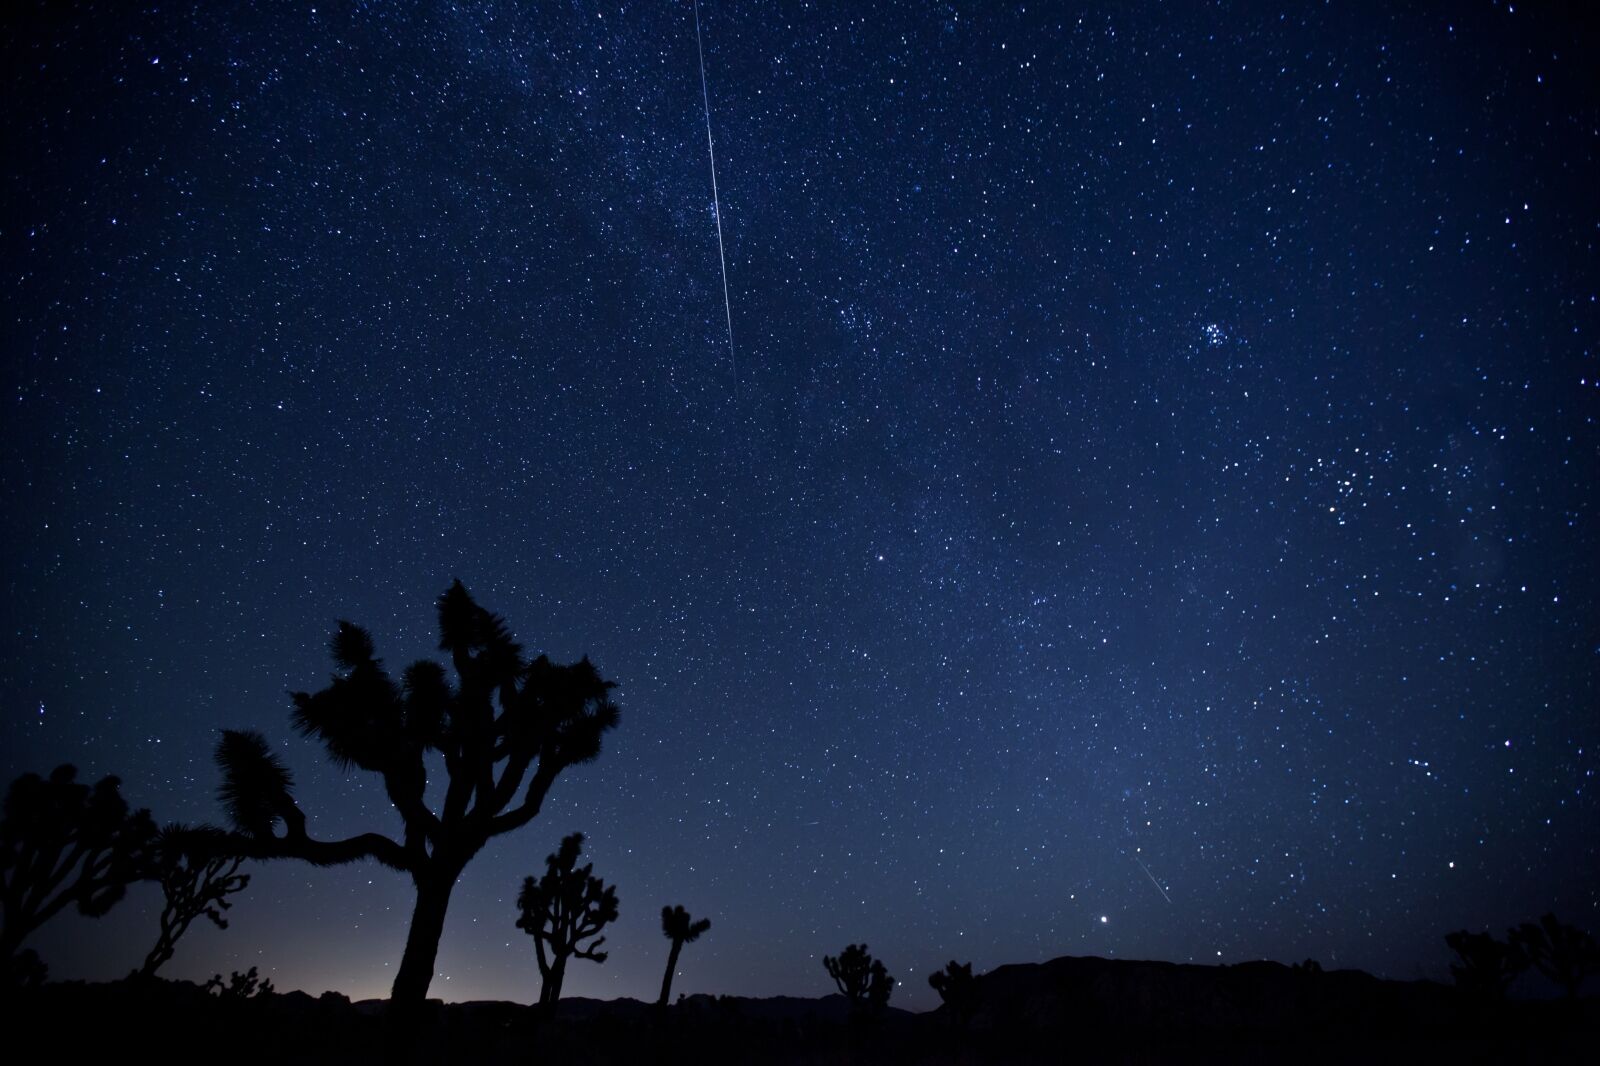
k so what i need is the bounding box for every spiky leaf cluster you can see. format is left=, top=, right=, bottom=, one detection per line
left=215, top=733, right=295, bottom=839
left=284, top=588, right=618, bottom=785
left=662, top=904, right=711, bottom=944
left=213, top=581, right=620, bottom=877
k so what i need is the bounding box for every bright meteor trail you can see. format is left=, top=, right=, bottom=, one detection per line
left=693, top=0, right=734, bottom=375
left=1133, top=853, right=1173, bottom=904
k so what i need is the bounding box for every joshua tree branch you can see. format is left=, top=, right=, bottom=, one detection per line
left=383, top=761, right=442, bottom=843
left=488, top=764, right=558, bottom=836
left=441, top=750, right=474, bottom=826
left=484, top=752, right=534, bottom=820
left=24, top=838, right=91, bottom=917
left=228, top=827, right=410, bottom=872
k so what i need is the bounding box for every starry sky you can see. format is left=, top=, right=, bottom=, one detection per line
left=2, top=0, right=1596, bottom=1010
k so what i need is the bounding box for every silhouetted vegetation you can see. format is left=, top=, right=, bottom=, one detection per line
left=823, top=942, right=893, bottom=1013
left=1445, top=928, right=1527, bottom=1001
left=1511, top=913, right=1600, bottom=1000
left=140, top=825, right=250, bottom=978
left=928, top=959, right=978, bottom=1026
left=516, top=832, right=619, bottom=1015
left=5, top=941, right=1599, bottom=1065
left=0, top=765, right=156, bottom=970
left=658, top=904, right=711, bottom=1007
left=206, top=966, right=274, bottom=999
left=213, top=581, right=619, bottom=1003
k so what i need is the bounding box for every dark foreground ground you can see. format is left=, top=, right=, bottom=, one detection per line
left=3, top=955, right=1594, bottom=1064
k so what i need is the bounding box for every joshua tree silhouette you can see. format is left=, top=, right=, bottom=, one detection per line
left=214, top=581, right=619, bottom=1003
left=1510, top=913, right=1600, bottom=1000
left=139, top=825, right=250, bottom=978
left=515, top=832, right=619, bottom=1015
left=658, top=904, right=711, bottom=1007
left=0, top=765, right=155, bottom=967
left=824, top=943, right=894, bottom=1013
left=1445, top=929, right=1527, bottom=1000
left=928, top=959, right=978, bottom=1026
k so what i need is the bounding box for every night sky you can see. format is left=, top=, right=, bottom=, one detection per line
left=3, top=0, right=1596, bottom=1010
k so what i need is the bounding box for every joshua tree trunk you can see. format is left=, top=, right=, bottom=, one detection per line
left=391, top=869, right=458, bottom=1003
left=658, top=937, right=684, bottom=1006
left=538, top=952, right=569, bottom=1015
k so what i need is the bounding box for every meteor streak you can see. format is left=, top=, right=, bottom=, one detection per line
left=693, top=0, right=735, bottom=375
left=1133, top=853, right=1173, bottom=904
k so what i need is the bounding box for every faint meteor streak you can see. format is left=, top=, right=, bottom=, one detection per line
left=1132, top=853, right=1172, bottom=903
left=693, top=0, right=735, bottom=375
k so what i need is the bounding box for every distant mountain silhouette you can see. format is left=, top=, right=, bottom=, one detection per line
left=964, top=954, right=1450, bottom=1034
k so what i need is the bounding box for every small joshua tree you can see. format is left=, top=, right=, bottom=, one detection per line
left=515, top=833, right=618, bottom=1015
left=928, top=959, right=978, bottom=1026
left=139, top=825, right=250, bottom=978
left=824, top=943, right=893, bottom=1013
left=1510, top=914, right=1600, bottom=1000
left=1445, top=929, right=1527, bottom=1000
left=206, top=966, right=273, bottom=999
left=658, top=904, right=711, bottom=1007
left=0, top=765, right=156, bottom=966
